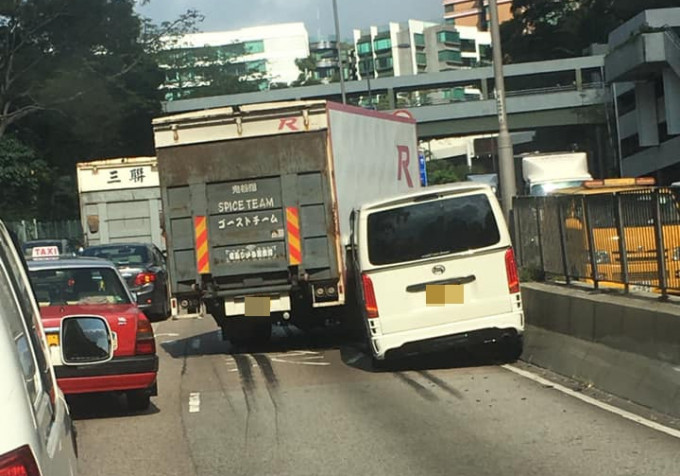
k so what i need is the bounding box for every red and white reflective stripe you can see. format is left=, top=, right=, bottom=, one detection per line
left=194, top=216, right=210, bottom=274
left=286, top=207, right=302, bottom=266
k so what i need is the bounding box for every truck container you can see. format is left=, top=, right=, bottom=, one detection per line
left=152, top=100, right=420, bottom=343
left=520, top=151, right=592, bottom=196
left=77, top=157, right=164, bottom=250
left=77, top=157, right=204, bottom=318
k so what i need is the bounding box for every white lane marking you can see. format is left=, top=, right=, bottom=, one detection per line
left=503, top=364, right=680, bottom=440
left=189, top=392, right=201, bottom=413
left=191, top=338, right=200, bottom=350
left=271, top=358, right=330, bottom=366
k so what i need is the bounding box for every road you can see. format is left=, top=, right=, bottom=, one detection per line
left=70, top=316, right=680, bottom=476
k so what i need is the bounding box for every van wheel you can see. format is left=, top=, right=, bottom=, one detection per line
left=497, top=335, right=523, bottom=363
left=127, top=390, right=151, bottom=411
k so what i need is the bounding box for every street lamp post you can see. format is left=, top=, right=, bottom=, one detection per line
left=488, top=0, right=516, bottom=222
left=332, top=0, right=347, bottom=104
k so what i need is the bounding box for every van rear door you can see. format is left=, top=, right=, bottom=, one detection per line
left=359, top=189, right=513, bottom=335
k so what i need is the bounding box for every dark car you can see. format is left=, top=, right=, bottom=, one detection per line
left=81, top=243, right=170, bottom=320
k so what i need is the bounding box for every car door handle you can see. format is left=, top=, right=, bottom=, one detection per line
left=406, top=275, right=476, bottom=293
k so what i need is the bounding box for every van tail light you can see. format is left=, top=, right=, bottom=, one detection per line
left=361, top=273, right=379, bottom=319
left=0, top=445, right=40, bottom=476
left=135, top=315, right=156, bottom=355
left=134, top=272, right=156, bottom=286
left=505, top=247, right=520, bottom=294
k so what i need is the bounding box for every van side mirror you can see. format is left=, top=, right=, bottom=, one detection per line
left=60, top=315, right=114, bottom=365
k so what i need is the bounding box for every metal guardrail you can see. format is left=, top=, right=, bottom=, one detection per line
left=7, top=219, right=84, bottom=246
left=513, top=189, right=680, bottom=298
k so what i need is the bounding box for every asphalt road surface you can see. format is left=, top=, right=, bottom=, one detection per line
left=69, top=316, right=680, bottom=476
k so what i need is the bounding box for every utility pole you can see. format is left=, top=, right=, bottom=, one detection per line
left=332, top=0, right=347, bottom=104
left=488, top=0, right=516, bottom=222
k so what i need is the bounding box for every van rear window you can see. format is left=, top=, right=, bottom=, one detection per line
left=367, top=193, right=501, bottom=266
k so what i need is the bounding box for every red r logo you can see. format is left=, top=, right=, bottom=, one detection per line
left=397, top=145, right=414, bottom=188
left=278, top=118, right=299, bottom=131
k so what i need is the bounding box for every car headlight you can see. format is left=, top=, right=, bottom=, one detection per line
left=595, top=250, right=610, bottom=264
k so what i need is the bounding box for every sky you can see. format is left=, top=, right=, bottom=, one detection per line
left=136, top=0, right=445, bottom=40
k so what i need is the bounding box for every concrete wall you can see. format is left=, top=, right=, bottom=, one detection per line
left=521, top=282, right=680, bottom=417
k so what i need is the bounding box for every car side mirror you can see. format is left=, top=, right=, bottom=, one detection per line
left=60, top=315, right=114, bottom=366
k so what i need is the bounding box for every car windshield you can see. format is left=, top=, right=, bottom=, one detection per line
left=367, top=193, right=501, bottom=266
left=28, top=267, right=131, bottom=307
left=82, top=245, right=149, bottom=266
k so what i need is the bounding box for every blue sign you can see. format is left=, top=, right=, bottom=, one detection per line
left=418, top=152, right=428, bottom=187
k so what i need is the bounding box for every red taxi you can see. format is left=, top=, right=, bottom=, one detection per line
left=27, top=257, right=158, bottom=411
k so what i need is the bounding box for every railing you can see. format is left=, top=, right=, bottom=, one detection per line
left=513, top=189, right=680, bottom=298
left=7, top=219, right=84, bottom=246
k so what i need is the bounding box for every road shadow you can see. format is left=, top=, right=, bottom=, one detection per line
left=340, top=341, right=518, bottom=374
left=160, top=322, right=364, bottom=358
left=67, top=393, right=160, bottom=421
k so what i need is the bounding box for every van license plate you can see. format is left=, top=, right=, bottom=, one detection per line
left=426, top=284, right=464, bottom=305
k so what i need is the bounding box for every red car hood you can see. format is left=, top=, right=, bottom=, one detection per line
left=40, top=303, right=141, bottom=356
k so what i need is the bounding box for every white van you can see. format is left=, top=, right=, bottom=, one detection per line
left=349, top=182, right=524, bottom=362
left=0, top=220, right=115, bottom=475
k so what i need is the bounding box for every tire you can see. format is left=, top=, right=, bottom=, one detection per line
left=497, top=335, right=523, bottom=363
left=126, top=390, right=151, bottom=412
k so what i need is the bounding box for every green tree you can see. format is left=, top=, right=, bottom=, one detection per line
left=501, top=0, right=680, bottom=63
left=0, top=136, right=49, bottom=220
left=292, top=55, right=322, bottom=86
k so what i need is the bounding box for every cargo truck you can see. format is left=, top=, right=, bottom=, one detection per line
left=520, top=151, right=592, bottom=196
left=77, top=156, right=203, bottom=318
left=152, top=100, right=420, bottom=343
left=77, top=157, right=165, bottom=249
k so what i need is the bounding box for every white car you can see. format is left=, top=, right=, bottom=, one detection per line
left=0, top=221, right=114, bottom=476
left=349, top=182, right=524, bottom=362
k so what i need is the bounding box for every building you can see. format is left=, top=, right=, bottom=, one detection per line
left=158, top=23, right=309, bottom=101
left=604, top=8, right=680, bottom=182
left=352, top=20, right=492, bottom=80
left=443, top=0, right=513, bottom=30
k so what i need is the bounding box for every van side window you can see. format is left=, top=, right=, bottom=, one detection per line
left=0, top=230, right=56, bottom=414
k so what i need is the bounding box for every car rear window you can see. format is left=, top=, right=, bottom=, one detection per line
left=367, top=193, right=501, bottom=266
left=28, top=267, right=131, bottom=307
left=82, top=245, right=149, bottom=265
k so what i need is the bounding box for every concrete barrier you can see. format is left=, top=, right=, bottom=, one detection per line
left=521, top=282, right=680, bottom=418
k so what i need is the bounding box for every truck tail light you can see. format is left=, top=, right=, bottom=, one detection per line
left=135, top=316, right=156, bottom=355
left=134, top=272, right=156, bottom=286
left=361, top=273, right=379, bottom=319
left=0, top=445, right=40, bottom=476
left=505, top=248, right=520, bottom=294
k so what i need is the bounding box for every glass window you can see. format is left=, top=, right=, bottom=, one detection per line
left=0, top=229, right=55, bottom=413
left=414, top=34, right=425, bottom=47
left=374, top=38, right=392, bottom=51
left=461, top=39, right=476, bottom=53
left=244, top=40, right=264, bottom=54
left=367, top=193, right=501, bottom=266
left=29, top=267, right=131, bottom=306
left=437, top=30, right=460, bottom=45
left=438, top=49, right=462, bottom=64
left=416, top=52, right=427, bottom=66
left=357, top=41, right=372, bottom=55
left=82, top=245, right=149, bottom=265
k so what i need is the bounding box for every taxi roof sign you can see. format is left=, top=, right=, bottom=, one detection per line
left=31, top=246, right=60, bottom=260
